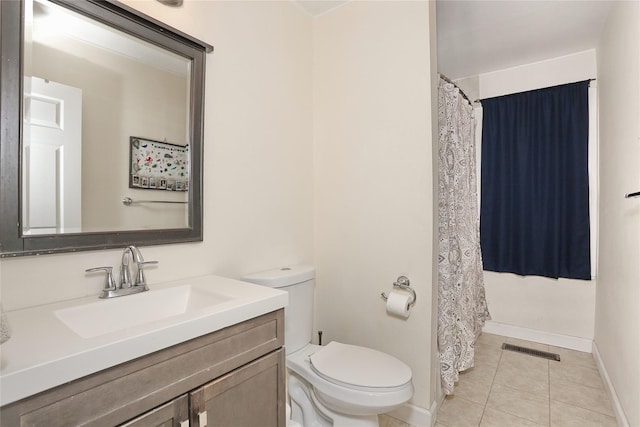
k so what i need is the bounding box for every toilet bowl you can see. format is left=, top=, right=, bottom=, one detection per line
left=242, top=266, right=414, bottom=427
left=289, top=343, right=413, bottom=416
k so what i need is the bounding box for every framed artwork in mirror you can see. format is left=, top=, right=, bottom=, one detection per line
left=129, top=137, right=189, bottom=192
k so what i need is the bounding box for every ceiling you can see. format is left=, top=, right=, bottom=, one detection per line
left=295, top=0, right=613, bottom=81
left=33, top=0, right=188, bottom=75
left=293, top=0, right=349, bottom=16
left=436, top=0, right=613, bottom=80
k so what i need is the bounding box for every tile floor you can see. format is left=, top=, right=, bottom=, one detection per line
left=379, top=333, right=618, bottom=427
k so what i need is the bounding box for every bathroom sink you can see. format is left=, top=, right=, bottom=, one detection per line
left=55, top=285, right=233, bottom=339
left=1, top=274, right=287, bottom=407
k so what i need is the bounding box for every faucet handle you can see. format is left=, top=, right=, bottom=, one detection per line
left=138, top=260, right=158, bottom=267
left=85, top=267, right=117, bottom=291
left=134, top=260, right=158, bottom=287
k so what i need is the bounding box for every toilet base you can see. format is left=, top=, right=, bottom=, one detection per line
left=288, top=373, right=380, bottom=427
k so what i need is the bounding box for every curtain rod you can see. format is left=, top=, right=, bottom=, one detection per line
left=438, top=73, right=473, bottom=106
left=474, top=78, right=596, bottom=104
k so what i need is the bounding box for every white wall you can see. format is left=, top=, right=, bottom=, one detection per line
left=313, top=0, right=437, bottom=412
left=0, top=1, right=314, bottom=310
left=595, top=2, right=640, bottom=425
left=476, top=50, right=598, bottom=341
left=2, top=1, right=440, bottom=419
left=32, top=40, right=190, bottom=231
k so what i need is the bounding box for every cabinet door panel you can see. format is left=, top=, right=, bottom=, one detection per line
left=119, top=395, right=189, bottom=427
left=191, top=349, right=285, bottom=427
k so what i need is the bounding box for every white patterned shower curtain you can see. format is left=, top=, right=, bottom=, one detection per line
left=437, top=76, right=490, bottom=395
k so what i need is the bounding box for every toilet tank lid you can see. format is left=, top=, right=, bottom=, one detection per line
left=241, top=265, right=315, bottom=288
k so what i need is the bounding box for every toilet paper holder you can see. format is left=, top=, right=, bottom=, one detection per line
left=381, top=276, right=416, bottom=307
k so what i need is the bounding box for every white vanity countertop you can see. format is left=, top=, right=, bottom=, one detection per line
left=0, top=275, right=287, bottom=406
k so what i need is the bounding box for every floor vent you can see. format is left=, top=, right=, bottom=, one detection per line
left=501, top=343, right=561, bottom=361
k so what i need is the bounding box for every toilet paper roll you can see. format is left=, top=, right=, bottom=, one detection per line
left=386, top=291, right=412, bottom=318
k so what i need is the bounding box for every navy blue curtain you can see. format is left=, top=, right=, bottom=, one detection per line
left=480, top=81, right=591, bottom=280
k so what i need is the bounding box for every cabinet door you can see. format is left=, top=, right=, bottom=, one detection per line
left=120, top=395, right=189, bottom=427
left=190, top=349, right=285, bottom=427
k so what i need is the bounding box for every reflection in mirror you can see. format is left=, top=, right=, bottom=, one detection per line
left=23, top=0, right=190, bottom=234
left=0, top=0, right=212, bottom=256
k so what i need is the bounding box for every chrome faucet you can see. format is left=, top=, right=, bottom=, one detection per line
left=120, top=247, right=134, bottom=288
left=86, top=245, right=158, bottom=299
left=126, top=245, right=157, bottom=289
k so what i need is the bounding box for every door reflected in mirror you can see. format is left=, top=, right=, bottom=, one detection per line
left=23, top=0, right=191, bottom=235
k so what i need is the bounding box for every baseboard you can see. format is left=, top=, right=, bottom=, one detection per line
left=386, top=398, right=439, bottom=427
left=592, top=342, right=630, bottom=427
left=482, top=320, right=593, bottom=353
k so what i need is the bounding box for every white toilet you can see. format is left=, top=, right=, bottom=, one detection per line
left=242, top=266, right=414, bottom=427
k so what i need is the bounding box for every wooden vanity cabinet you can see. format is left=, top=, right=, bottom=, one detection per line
left=0, top=310, right=286, bottom=427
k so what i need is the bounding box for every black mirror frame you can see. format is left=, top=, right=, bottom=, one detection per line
left=0, top=0, right=212, bottom=257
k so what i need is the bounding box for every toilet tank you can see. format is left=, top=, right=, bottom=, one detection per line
left=241, top=266, right=314, bottom=354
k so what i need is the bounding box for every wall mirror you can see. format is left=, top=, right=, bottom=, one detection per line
left=1, top=0, right=212, bottom=256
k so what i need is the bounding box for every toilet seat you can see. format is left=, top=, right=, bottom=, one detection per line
left=309, top=342, right=412, bottom=392
left=287, top=343, right=414, bottom=417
